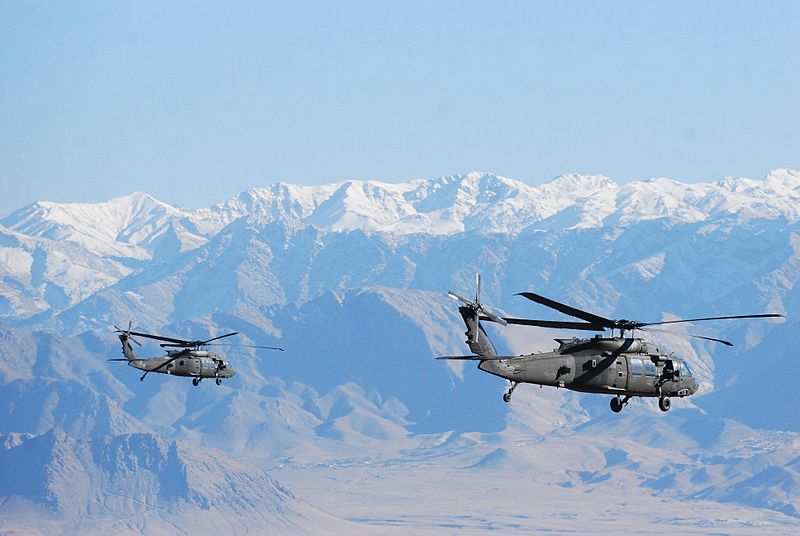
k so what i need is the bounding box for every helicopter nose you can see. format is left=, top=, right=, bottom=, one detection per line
left=690, top=377, right=699, bottom=394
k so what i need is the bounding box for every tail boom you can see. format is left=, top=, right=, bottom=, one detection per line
left=119, top=333, right=138, bottom=361
left=459, top=306, right=498, bottom=357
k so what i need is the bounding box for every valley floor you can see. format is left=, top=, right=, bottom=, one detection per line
left=269, top=444, right=800, bottom=535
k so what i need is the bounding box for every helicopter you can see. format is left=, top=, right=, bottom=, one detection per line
left=109, top=324, right=283, bottom=386
left=439, top=275, right=783, bottom=412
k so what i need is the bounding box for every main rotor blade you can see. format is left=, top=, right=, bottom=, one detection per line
left=691, top=334, right=733, bottom=346
left=437, top=354, right=524, bottom=361
left=639, top=313, right=783, bottom=328
left=201, top=332, right=239, bottom=344
left=485, top=316, right=604, bottom=331
left=126, top=331, right=192, bottom=345
left=641, top=325, right=735, bottom=346
left=516, top=292, right=614, bottom=328
left=156, top=332, right=241, bottom=347
left=205, top=343, right=284, bottom=351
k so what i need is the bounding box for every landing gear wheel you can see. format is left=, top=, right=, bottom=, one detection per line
left=503, top=382, right=518, bottom=403
left=610, top=397, right=623, bottom=413
left=192, top=377, right=201, bottom=386
left=215, top=377, right=222, bottom=386
left=658, top=396, right=671, bottom=412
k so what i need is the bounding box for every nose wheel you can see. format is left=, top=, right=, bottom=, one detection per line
left=192, top=377, right=201, bottom=386
left=215, top=377, right=222, bottom=385
left=658, top=396, right=672, bottom=412
left=503, top=382, right=518, bottom=403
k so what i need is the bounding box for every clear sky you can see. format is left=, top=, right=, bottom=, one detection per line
left=1, top=1, right=798, bottom=216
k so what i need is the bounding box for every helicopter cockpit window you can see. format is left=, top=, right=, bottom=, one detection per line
left=630, top=358, right=643, bottom=375
left=680, top=361, right=693, bottom=376
left=645, top=360, right=656, bottom=376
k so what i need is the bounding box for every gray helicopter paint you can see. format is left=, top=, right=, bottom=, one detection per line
left=476, top=344, right=697, bottom=398
left=113, top=326, right=283, bottom=385
left=452, top=304, right=699, bottom=410
left=116, top=330, right=237, bottom=383
left=125, top=352, right=236, bottom=379
left=127, top=354, right=236, bottom=379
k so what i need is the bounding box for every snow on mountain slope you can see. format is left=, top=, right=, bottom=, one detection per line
left=1, top=169, right=795, bottom=317
left=203, top=171, right=616, bottom=235
left=0, top=192, right=221, bottom=318
left=0, top=192, right=212, bottom=259
left=4, top=170, right=799, bottom=251
left=183, top=167, right=800, bottom=233
left=0, top=226, right=135, bottom=317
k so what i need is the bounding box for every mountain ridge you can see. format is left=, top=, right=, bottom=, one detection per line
left=4, top=169, right=799, bottom=247
left=1, top=169, right=798, bottom=533
left=2, top=169, right=796, bottom=323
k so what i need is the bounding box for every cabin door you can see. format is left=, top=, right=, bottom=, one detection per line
left=613, top=356, right=628, bottom=389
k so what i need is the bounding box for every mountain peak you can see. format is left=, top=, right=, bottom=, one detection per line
left=545, top=173, right=616, bottom=194
left=1, top=191, right=180, bottom=239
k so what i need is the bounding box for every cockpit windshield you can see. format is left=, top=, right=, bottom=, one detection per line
left=680, top=361, right=693, bottom=376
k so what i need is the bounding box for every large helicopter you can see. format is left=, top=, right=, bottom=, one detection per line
left=109, top=324, right=283, bottom=386
left=439, top=275, right=782, bottom=412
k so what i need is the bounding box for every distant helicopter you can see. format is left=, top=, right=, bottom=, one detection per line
left=439, top=275, right=782, bottom=412
left=109, top=324, right=283, bottom=385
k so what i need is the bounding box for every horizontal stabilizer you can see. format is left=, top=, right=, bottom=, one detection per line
left=437, top=354, right=523, bottom=361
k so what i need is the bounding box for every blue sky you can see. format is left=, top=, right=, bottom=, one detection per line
left=1, top=1, right=798, bottom=216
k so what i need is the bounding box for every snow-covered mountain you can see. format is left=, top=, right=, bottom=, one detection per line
left=5, top=169, right=799, bottom=246
left=1, top=169, right=799, bottom=534
left=2, top=169, right=798, bottom=323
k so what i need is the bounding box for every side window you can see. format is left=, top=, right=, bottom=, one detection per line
left=630, top=358, right=643, bottom=376
left=645, top=360, right=656, bottom=376
left=680, top=361, right=693, bottom=376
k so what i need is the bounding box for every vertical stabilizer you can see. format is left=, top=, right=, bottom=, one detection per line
left=114, top=323, right=139, bottom=361
left=448, top=273, right=505, bottom=357
left=459, top=306, right=498, bottom=356
left=119, top=333, right=138, bottom=360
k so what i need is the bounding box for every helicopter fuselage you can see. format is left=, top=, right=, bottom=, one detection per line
left=127, top=350, right=236, bottom=380
left=478, top=336, right=698, bottom=399
left=112, top=327, right=283, bottom=386
left=443, top=278, right=779, bottom=412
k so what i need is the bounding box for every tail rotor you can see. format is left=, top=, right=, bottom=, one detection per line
left=112, top=322, right=142, bottom=362
left=448, top=273, right=507, bottom=343
left=113, top=322, right=142, bottom=347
